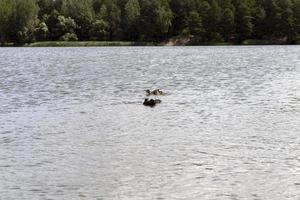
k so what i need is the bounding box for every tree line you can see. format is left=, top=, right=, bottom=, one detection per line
left=1, top=0, right=300, bottom=46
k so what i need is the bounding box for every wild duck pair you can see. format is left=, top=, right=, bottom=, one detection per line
left=143, top=89, right=165, bottom=107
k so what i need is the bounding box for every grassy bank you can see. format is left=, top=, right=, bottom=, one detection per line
left=25, top=41, right=160, bottom=47
left=241, top=39, right=288, bottom=45
left=2, top=40, right=298, bottom=47
left=189, top=40, right=298, bottom=46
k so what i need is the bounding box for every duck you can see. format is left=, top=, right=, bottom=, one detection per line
left=145, top=89, right=165, bottom=96
left=143, top=98, right=162, bottom=107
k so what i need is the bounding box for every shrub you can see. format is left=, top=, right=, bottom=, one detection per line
left=59, top=33, right=78, bottom=41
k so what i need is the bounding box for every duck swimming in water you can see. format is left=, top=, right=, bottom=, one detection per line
left=146, top=89, right=165, bottom=96
left=143, top=98, right=162, bottom=107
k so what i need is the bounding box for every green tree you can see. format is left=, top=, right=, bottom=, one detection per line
left=262, top=0, right=280, bottom=38
left=186, top=11, right=203, bottom=36
left=60, top=32, right=78, bottom=41
left=293, top=0, right=300, bottom=41
left=218, top=0, right=235, bottom=10
left=0, top=0, right=15, bottom=45
left=154, top=0, right=173, bottom=38
left=89, top=19, right=109, bottom=40
left=35, top=21, right=49, bottom=41
left=37, top=0, right=54, bottom=17
left=169, top=0, right=186, bottom=36
left=46, top=10, right=77, bottom=40
left=62, top=0, right=95, bottom=40
left=108, top=2, right=122, bottom=40
left=203, top=0, right=222, bottom=41
left=252, top=6, right=266, bottom=39
left=93, top=0, right=103, bottom=13
left=124, top=0, right=140, bottom=39
left=220, top=8, right=235, bottom=41
left=277, top=0, right=294, bottom=43
left=197, top=0, right=210, bottom=36
left=0, top=0, right=38, bottom=45
left=138, top=0, right=155, bottom=40
left=125, top=0, right=140, bottom=25
left=13, top=0, right=39, bottom=33
left=2, top=0, right=300, bottom=44
left=235, top=2, right=253, bottom=43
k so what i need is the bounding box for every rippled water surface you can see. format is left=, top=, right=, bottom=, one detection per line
left=1, top=46, right=300, bottom=200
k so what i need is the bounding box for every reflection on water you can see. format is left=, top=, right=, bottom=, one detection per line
left=0, top=46, right=300, bottom=200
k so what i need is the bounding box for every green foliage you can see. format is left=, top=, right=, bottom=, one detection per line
left=186, top=11, right=203, bottom=36
left=252, top=6, right=266, bottom=39
left=203, top=0, right=222, bottom=41
left=89, top=19, right=109, bottom=40
left=46, top=10, right=77, bottom=40
left=220, top=8, right=235, bottom=41
left=125, top=0, right=140, bottom=25
left=99, top=4, right=108, bottom=21
left=0, top=0, right=15, bottom=45
left=62, top=0, right=95, bottom=40
left=277, top=0, right=294, bottom=42
left=17, top=27, right=36, bottom=45
left=235, top=2, right=253, bottom=43
left=124, top=0, right=140, bottom=40
left=37, top=0, right=55, bottom=17
left=107, top=2, right=122, bottom=40
left=262, top=0, right=281, bottom=38
left=154, top=0, right=173, bottom=37
left=35, top=22, right=49, bottom=40
left=2, top=0, right=300, bottom=45
left=60, top=32, right=78, bottom=41
left=0, top=0, right=38, bottom=45
left=293, top=0, right=300, bottom=41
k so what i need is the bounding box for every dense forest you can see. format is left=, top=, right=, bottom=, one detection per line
left=1, top=0, right=300, bottom=45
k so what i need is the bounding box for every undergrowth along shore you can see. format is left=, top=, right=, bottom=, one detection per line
left=25, top=41, right=160, bottom=47
left=1, top=39, right=298, bottom=47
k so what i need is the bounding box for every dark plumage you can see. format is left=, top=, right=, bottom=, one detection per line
left=143, top=98, right=161, bottom=107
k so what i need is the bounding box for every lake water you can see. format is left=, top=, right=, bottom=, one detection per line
left=0, top=46, right=300, bottom=200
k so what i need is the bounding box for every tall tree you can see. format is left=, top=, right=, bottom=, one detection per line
left=107, top=2, right=122, bottom=40
left=138, top=0, right=156, bottom=40
left=293, top=0, right=300, bottom=41
left=235, top=2, right=253, bottom=43
left=262, top=0, right=280, bottom=38
left=186, top=11, right=203, bottom=36
left=220, top=8, right=235, bottom=41
left=89, top=19, right=109, bottom=40
left=154, top=0, right=173, bottom=39
left=46, top=10, right=77, bottom=40
left=252, top=5, right=266, bottom=39
left=2, top=0, right=300, bottom=44
left=37, top=0, right=54, bottom=17
left=2, top=0, right=39, bottom=45
left=62, top=0, right=95, bottom=40
left=124, top=0, right=140, bottom=40
left=0, top=0, right=15, bottom=45
left=169, top=0, right=187, bottom=36
left=203, top=0, right=222, bottom=41
left=277, top=0, right=294, bottom=43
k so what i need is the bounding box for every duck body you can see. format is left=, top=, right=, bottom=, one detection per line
left=146, top=89, right=165, bottom=96
left=143, top=98, right=161, bottom=107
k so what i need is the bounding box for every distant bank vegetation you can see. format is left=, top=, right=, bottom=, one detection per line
left=1, top=0, right=300, bottom=46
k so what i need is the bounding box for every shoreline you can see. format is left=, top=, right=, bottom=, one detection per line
left=1, top=40, right=298, bottom=47
left=26, top=41, right=161, bottom=47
